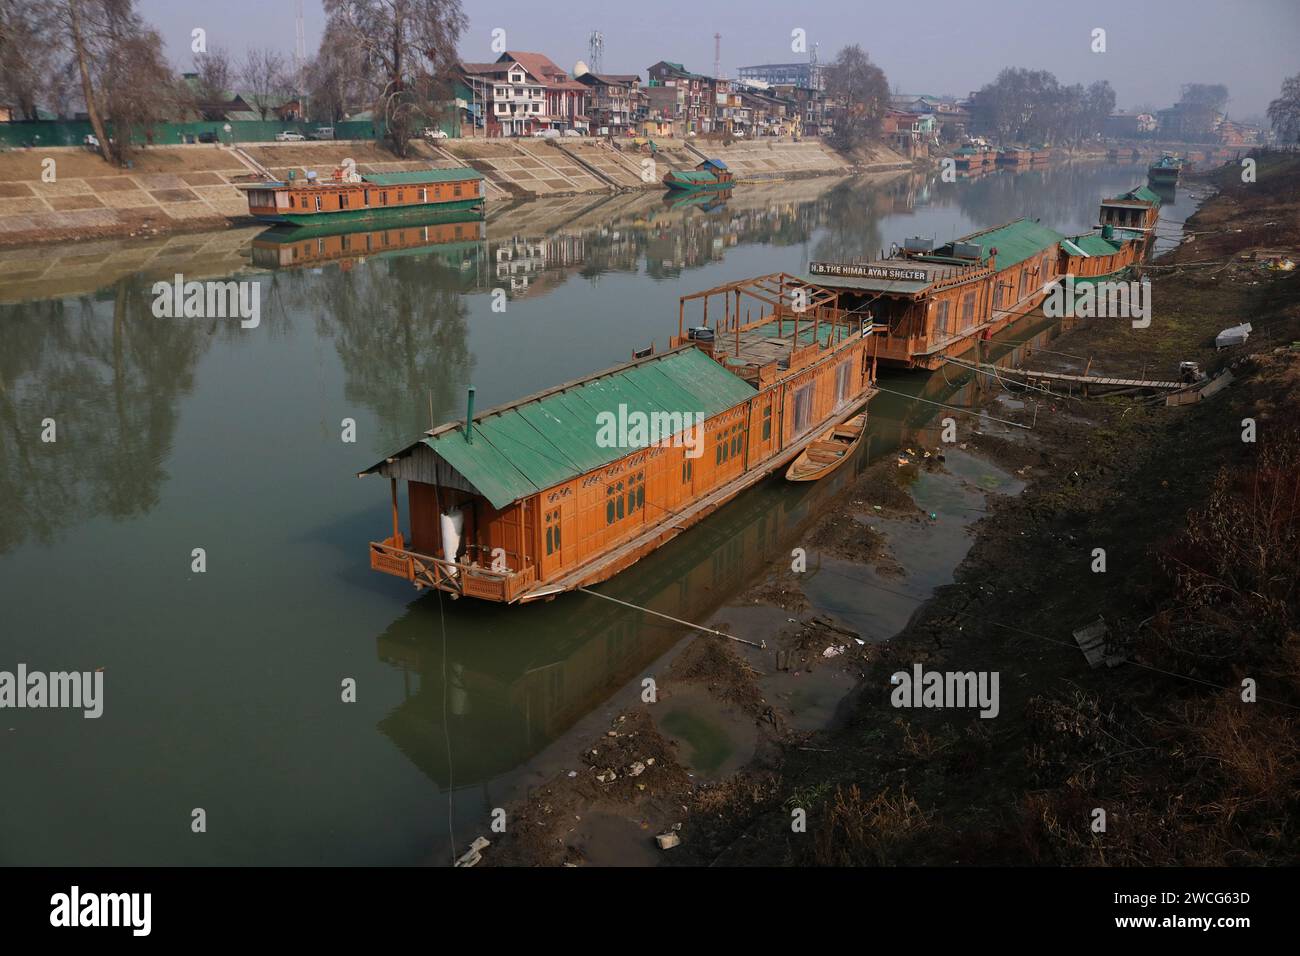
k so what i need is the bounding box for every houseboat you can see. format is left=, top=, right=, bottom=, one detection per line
left=663, top=158, right=733, bottom=192
left=803, top=219, right=1065, bottom=370
left=1147, top=154, right=1183, bottom=186
left=238, top=166, right=486, bottom=225
left=361, top=274, right=879, bottom=603
left=996, top=146, right=1034, bottom=167
left=249, top=211, right=486, bottom=271
left=954, top=146, right=997, bottom=173
left=1056, top=184, right=1161, bottom=290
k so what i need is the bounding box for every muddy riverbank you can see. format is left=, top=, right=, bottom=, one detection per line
left=478, top=153, right=1300, bottom=867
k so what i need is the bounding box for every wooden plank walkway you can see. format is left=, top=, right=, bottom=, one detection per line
left=1003, top=367, right=1183, bottom=391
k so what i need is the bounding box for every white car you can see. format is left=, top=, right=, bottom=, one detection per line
left=275, top=131, right=306, bottom=142
left=424, top=128, right=448, bottom=140
left=562, top=128, right=582, bottom=138
left=532, top=128, right=560, bottom=139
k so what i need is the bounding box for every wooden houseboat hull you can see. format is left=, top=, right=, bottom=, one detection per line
left=252, top=196, right=483, bottom=226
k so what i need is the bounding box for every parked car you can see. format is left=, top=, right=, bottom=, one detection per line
left=561, top=128, right=582, bottom=138
left=275, top=131, right=306, bottom=142
left=83, top=134, right=100, bottom=150
left=423, top=127, right=448, bottom=140
left=532, top=128, right=560, bottom=139
left=308, top=127, right=335, bottom=140
left=197, top=131, right=219, bottom=144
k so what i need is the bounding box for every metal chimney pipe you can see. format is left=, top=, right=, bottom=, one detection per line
left=465, top=386, right=475, bottom=444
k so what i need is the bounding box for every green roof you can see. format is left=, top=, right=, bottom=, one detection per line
left=931, top=218, right=1064, bottom=269
left=361, top=168, right=484, bottom=186
left=377, top=348, right=756, bottom=508
left=670, top=170, right=720, bottom=183
left=1110, top=185, right=1161, bottom=205
left=1063, top=234, right=1122, bottom=257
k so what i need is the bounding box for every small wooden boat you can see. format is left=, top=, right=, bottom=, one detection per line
left=785, top=413, right=866, bottom=481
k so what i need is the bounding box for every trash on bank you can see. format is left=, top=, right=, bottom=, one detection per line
left=454, top=836, right=491, bottom=868
left=1215, top=322, right=1252, bottom=349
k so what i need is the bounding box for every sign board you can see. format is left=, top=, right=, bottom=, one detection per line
left=810, top=261, right=928, bottom=282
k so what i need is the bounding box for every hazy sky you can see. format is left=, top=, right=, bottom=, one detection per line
left=141, top=0, right=1298, bottom=118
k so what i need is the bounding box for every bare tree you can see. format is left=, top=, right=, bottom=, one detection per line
left=322, top=0, right=468, bottom=156
left=1267, top=74, right=1300, bottom=145
left=0, top=0, right=65, bottom=120
left=240, top=47, right=289, bottom=120
left=192, top=45, right=233, bottom=109
left=824, top=44, right=889, bottom=151
left=42, top=1, right=175, bottom=164
left=304, top=31, right=371, bottom=125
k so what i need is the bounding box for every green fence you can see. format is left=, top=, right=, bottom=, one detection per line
left=0, top=116, right=456, bottom=148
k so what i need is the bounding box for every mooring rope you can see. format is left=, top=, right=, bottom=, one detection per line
left=577, top=587, right=766, bottom=649
left=872, top=386, right=1032, bottom=430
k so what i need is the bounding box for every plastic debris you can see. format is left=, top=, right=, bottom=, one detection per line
left=656, top=832, right=681, bottom=850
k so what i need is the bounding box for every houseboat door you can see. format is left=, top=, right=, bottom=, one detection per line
left=541, top=501, right=568, bottom=579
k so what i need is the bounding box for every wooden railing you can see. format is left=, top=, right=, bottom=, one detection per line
left=369, top=537, right=537, bottom=602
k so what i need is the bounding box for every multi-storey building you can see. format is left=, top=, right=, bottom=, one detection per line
left=647, top=61, right=719, bottom=133
left=575, top=72, right=641, bottom=133
left=459, top=51, right=589, bottom=137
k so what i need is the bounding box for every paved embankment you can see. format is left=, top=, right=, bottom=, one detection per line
left=0, top=137, right=910, bottom=247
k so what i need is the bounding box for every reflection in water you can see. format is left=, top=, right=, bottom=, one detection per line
left=0, top=161, right=1202, bottom=864
left=0, top=282, right=212, bottom=553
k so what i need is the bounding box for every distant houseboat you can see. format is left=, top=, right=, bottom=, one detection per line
left=996, top=146, right=1033, bottom=166
left=1147, top=154, right=1183, bottom=186
left=804, top=219, right=1065, bottom=369
left=954, top=146, right=996, bottom=172
left=663, top=158, right=733, bottom=191
left=238, top=167, right=486, bottom=225
left=361, top=274, right=878, bottom=603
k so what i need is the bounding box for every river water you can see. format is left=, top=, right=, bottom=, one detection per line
left=0, top=161, right=1196, bottom=864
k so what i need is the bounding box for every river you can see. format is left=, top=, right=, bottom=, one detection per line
left=0, top=160, right=1198, bottom=864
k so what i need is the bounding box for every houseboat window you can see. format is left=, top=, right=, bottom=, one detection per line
left=1041, top=254, right=1051, bottom=281
left=761, top=404, right=772, bottom=441
left=793, top=384, right=814, bottom=433
left=454, top=183, right=463, bottom=197
left=397, top=190, right=404, bottom=203
left=681, top=459, right=693, bottom=483
left=1019, top=269, right=1029, bottom=299
left=934, top=300, right=950, bottom=338
left=364, top=189, right=370, bottom=206
left=420, top=188, right=427, bottom=202
left=339, top=192, right=348, bottom=208
left=314, top=195, right=322, bottom=211
left=380, top=192, right=388, bottom=205
left=836, top=360, right=852, bottom=402
left=730, top=423, right=743, bottom=457
left=960, top=293, right=975, bottom=329
left=289, top=195, right=295, bottom=207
